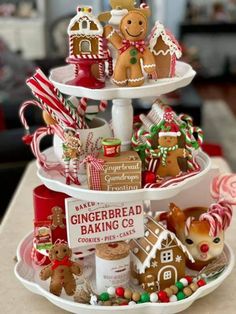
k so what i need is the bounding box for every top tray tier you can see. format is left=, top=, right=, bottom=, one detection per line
left=50, top=61, right=196, bottom=100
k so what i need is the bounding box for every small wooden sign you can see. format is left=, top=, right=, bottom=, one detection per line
left=87, top=151, right=142, bottom=191
left=65, top=199, right=144, bottom=248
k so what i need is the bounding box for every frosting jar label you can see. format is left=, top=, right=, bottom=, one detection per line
left=96, top=255, right=130, bottom=293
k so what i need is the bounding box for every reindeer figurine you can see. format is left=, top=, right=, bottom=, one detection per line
left=163, top=201, right=232, bottom=271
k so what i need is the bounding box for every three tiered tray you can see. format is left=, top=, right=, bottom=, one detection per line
left=15, top=60, right=235, bottom=313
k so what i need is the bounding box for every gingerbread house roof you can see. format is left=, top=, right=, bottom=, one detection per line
left=68, top=7, right=103, bottom=37
left=149, top=21, right=182, bottom=58
left=139, top=100, right=184, bottom=133
left=130, top=215, right=194, bottom=274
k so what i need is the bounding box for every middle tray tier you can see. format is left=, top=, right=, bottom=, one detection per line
left=38, top=148, right=211, bottom=202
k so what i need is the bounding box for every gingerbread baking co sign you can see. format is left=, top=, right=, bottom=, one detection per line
left=65, top=199, right=144, bottom=248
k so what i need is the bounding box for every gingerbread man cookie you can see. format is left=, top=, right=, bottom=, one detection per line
left=154, top=110, right=189, bottom=178
left=40, top=243, right=82, bottom=296
left=104, top=7, right=156, bottom=87
left=48, top=206, right=65, bottom=230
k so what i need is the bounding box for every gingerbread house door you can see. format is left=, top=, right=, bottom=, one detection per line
left=157, top=265, right=177, bottom=289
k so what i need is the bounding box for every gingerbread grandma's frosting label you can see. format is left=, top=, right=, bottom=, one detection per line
left=65, top=199, right=144, bottom=248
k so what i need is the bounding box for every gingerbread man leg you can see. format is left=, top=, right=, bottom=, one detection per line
left=112, top=59, right=128, bottom=87
left=50, top=281, right=63, bottom=296
left=128, top=63, right=144, bottom=87
left=157, top=165, right=169, bottom=178
left=72, top=159, right=80, bottom=185
left=64, top=278, right=76, bottom=296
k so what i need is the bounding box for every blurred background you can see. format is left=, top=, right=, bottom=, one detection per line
left=0, top=0, right=236, bottom=216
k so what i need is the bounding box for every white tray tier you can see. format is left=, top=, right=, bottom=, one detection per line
left=37, top=148, right=212, bottom=203
left=14, top=231, right=235, bottom=314
left=50, top=61, right=196, bottom=100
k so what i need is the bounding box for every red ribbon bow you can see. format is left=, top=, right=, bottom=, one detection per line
left=119, top=40, right=146, bottom=54
left=51, top=256, right=72, bottom=270
left=81, top=155, right=104, bottom=171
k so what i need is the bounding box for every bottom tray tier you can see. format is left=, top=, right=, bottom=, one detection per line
left=15, top=231, right=235, bottom=314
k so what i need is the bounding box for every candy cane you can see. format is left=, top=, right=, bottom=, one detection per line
left=19, top=100, right=43, bottom=131
left=99, top=100, right=108, bottom=112
left=27, top=69, right=85, bottom=130
left=78, top=97, right=88, bottom=117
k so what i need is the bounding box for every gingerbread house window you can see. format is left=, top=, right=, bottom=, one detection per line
left=161, top=250, right=173, bottom=263
left=81, top=20, right=89, bottom=29
left=80, top=40, right=91, bottom=53
left=163, top=270, right=172, bottom=280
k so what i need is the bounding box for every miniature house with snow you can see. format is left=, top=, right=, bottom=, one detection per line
left=130, top=216, right=194, bottom=293
left=68, top=6, right=104, bottom=59
left=149, top=21, right=182, bottom=78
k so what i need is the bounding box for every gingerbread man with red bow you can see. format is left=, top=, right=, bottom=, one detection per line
left=104, top=6, right=156, bottom=87
left=40, top=243, right=82, bottom=296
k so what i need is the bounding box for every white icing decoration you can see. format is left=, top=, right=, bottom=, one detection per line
left=143, top=64, right=156, bottom=68
left=128, top=76, right=144, bottom=83
left=112, top=78, right=128, bottom=85
left=175, top=255, right=182, bottom=263
left=145, top=230, right=150, bottom=237
left=151, top=260, right=158, bottom=268
left=130, top=217, right=195, bottom=274
left=133, top=247, right=139, bottom=254
left=149, top=21, right=182, bottom=59
left=68, top=11, right=103, bottom=37
left=106, top=28, right=116, bottom=40
left=155, top=228, right=160, bottom=235
left=146, top=245, right=151, bottom=252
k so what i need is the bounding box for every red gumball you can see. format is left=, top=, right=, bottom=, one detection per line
left=142, top=171, right=156, bottom=186
left=185, top=276, right=193, bottom=284
left=116, top=287, right=125, bottom=298
left=158, top=290, right=168, bottom=302
left=197, top=279, right=206, bottom=287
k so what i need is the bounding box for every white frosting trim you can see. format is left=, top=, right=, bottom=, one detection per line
left=149, top=21, right=182, bottom=58
left=106, top=28, right=116, bottom=40
left=130, top=216, right=194, bottom=274
left=153, top=49, right=172, bottom=57
left=112, top=78, right=128, bottom=85
left=68, top=11, right=103, bottom=36
left=128, top=77, right=144, bottom=82
left=143, top=64, right=156, bottom=68
left=159, top=131, right=181, bottom=137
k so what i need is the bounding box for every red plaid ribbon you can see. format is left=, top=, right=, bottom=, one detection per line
left=119, top=40, right=146, bottom=54
left=82, top=156, right=104, bottom=190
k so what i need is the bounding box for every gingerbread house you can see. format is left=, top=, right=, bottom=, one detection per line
left=130, top=216, right=194, bottom=293
left=149, top=21, right=182, bottom=78
left=68, top=6, right=104, bottom=59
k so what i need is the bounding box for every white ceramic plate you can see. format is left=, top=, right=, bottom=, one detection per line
left=37, top=148, right=212, bottom=203
left=49, top=62, right=196, bottom=100
left=15, top=231, right=234, bottom=314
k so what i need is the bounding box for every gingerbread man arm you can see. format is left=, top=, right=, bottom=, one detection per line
left=70, top=262, right=82, bottom=276
left=104, top=25, right=123, bottom=50
left=176, top=148, right=189, bottom=158
left=40, top=264, right=53, bottom=281
left=142, top=49, right=156, bottom=74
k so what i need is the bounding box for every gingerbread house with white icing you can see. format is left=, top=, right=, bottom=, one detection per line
left=130, top=216, right=194, bottom=293
left=68, top=6, right=105, bottom=60
left=149, top=21, right=182, bottom=78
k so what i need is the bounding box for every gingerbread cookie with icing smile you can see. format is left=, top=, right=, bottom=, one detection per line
left=104, top=8, right=156, bottom=87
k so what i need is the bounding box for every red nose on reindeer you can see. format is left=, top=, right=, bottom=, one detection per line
left=200, top=244, right=209, bottom=253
